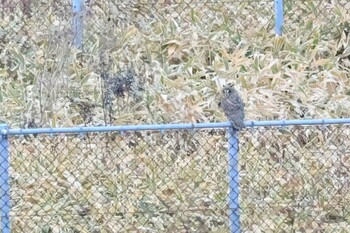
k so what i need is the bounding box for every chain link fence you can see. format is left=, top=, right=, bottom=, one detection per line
left=1, top=0, right=349, bottom=42
left=2, top=120, right=350, bottom=232
left=1, top=1, right=349, bottom=128
left=284, top=0, right=350, bottom=37
left=3, top=125, right=231, bottom=232
left=240, top=124, right=350, bottom=232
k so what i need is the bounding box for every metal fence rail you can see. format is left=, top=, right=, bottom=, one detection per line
left=1, top=118, right=350, bottom=232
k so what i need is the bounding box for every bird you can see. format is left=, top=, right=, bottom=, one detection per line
left=219, top=85, right=245, bottom=130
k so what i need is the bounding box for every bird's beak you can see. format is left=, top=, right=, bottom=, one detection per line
left=223, top=89, right=229, bottom=96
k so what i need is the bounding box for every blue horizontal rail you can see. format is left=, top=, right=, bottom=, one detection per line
left=1, top=118, right=350, bottom=136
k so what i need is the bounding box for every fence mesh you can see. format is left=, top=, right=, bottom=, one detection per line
left=2, top=124, right=350, bottom=232
left=240, top=125, right=350, bottom=232
left=1, top=1, right=350, bottom=128
left=2, top=0, right=349, bottom=41
left=283, top=0, right=350, bottom=39
left=8, top=129, right=229, bottom=232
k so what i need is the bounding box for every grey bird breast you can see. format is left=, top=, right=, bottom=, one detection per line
left=221, top=95, right=245, bottom=130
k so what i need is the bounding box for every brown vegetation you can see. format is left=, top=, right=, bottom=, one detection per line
left=1, top=0, right=350, bottom=232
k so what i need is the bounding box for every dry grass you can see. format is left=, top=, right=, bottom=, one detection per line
left=1, top=0, right=350, bottom=232
left=0, top=0, right=349, bottom=127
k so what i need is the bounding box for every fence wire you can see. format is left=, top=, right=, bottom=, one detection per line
left=2, top=124, right=350, bottom=232
left=8, top=129, right=229, bottom=232
left=240, top=125, right=350, bottom=232
left=1, top=0, right=349, bottom=50
left=1, top=1, right=349, bottom=128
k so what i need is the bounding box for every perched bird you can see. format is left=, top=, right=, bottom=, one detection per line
left=219, top=85, right=245, bottom=130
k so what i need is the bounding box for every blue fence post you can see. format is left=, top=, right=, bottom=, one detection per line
left=274, top=0, right=284, bottom=36
left=73, top=0, right=83, bottom=48
left=0, top=124, right=10, bottom=233
left=228, top=127, right=240, bottom=233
